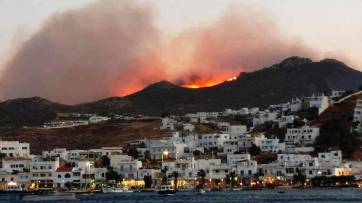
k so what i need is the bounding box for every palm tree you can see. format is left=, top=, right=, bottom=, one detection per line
left=171, top=171, right=179, bottom=189
left=197, top=169, right=206, bottom=185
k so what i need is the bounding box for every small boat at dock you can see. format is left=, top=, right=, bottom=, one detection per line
left=158, top=185, right=176, bottom=196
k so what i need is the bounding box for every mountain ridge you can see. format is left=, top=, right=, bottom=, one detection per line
left=1, top=56, right=362, bottom=126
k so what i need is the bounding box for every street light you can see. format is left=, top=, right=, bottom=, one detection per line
left=162, top=151, right=169, bottom=163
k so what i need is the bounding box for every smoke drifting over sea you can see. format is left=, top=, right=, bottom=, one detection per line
left=0, top=0, right=325, bottom=104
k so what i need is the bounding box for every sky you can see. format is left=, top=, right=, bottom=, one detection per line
left=0, top=0, right=361, bottom=104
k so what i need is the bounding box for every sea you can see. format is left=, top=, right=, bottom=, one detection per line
left=1, top=189, right=361, bottom=203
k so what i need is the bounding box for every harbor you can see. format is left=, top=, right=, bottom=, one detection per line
left=0, top=188, right=361, bottom=203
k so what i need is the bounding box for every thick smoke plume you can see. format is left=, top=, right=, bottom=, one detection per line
left=0, top=1, right=325, bottom=104
left=0, top=0, right=165, bottom=104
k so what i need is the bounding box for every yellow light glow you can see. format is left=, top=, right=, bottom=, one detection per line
left=163, top=151, right=169, bottom=155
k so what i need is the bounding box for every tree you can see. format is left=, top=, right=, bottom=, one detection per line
left=293, top=167, right=306, bottom=185
left=139, top=142, right=147, bottom=148
left=197, top=169, right=206, bottom=185
left=171, top=171, right=179, bottom=189
left=106, top=167, right=123, bottom=182
left=65, top=181, right=72, bottom=190
left=23, top=168, right=30, bottom=173
left=193, top=150, right=201, bottom=156
left=359, top=85, right=362, bottom=91
left=162, top=174, right=168, bottom=185
left=144, top=150, right=151, bottom=160
left=143, top=175, right=153, bottom=188
left=65, top=162, right=72, bottom=167
left=225, top=171, right=236, bottom=186
left=11, top=170, right=20, bottom=175
left=249, top=144, right=261, bottom=156
left=128, top=147, right=139, bottom=159
left=101, top=155, right=110, bottom=167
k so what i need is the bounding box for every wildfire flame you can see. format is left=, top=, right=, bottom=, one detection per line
left=227, top=77, right=237, bottom=82
left=182, top=76, right=237, bottom=89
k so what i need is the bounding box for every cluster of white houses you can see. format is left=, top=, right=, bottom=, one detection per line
left=4, top=90, right=362, bottom=190
left=0, top=136, right=359, bottom=190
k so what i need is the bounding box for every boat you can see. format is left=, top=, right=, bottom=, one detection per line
left=102, top=186, right=124, bottom=193
left=21, top=190, right=76, bottom=202
left=158, top=185, right=176, bottom=196
left=231, top=188, right=243, bottom=191
left=194, top=189, right=205, bottom=195
left=122, top=186, right=133, bottom=193
left=0, top=183, right=34, bottom=195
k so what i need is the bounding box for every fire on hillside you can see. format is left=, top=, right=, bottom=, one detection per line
left=182, top=76, right=237, bottom=89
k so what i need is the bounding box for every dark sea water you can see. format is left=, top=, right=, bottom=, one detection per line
left=1, top=189, right=362, bottom=203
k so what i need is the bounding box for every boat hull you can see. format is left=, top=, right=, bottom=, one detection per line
left=158, top=190, right=176, bottom=195
left=22, top=193, right=76, bottom=202
left=102, top=187, right=123, bottom=193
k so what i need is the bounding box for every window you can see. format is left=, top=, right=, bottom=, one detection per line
left=240, top=170, right=244, bottom=175
left=321, top=155, right=325, bottom=158
left=48, top=166, right=52, bottom=169
left=65, top=173, right=71, bottom=178
left=334, top=153, right=338, bottom=156
left=248, top=170, right=252, bottom=175
left=309, top=171, right=313, bottom=174
left=309, top=163, right=313, bottom=166
left=19, top=164, right=24, bottom=168
left=22, top=147, right=28, bottom=150
left=58, top=175, right=61, bottom=178
left=2, top=147, right=7, bottom=150
left=280, top=156, right=283, bottom=159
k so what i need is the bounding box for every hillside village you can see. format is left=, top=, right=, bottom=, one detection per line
left=0, top=88, right=362, bottom=191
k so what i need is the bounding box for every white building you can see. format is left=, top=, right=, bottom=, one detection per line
left=331, top=90, right=345, bottom=98
left=223, top=125, right=247, bottom=139
left=353, top=99, right=362, bottom=123
left=238, top=133, right=284, bottom=153
left=160, top=117, right=175, bottom=130
left=217, top=122, right=230, bottom=130
left=1, top=158, right=32, bottom=173
left=42, top=148, right=68, bottom=160
left=30, top=157, right=60, bottom=188
left=113, top=159, right=143, bottom=180
left=253, top=112, right=278, bottom=126
left=278, top=115, right=294, bottom=128
left=0, top=140, right=30, bottom=158
left=89, top=116, right=111, bottom=123
left=285, top=126, right=320, bottom=144
left=198, top=134, right=230, bottom=150
left=183, top=124, right=195, bottom=131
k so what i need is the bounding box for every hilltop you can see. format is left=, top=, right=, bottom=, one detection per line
left=1, top=56, right=362, bottom=126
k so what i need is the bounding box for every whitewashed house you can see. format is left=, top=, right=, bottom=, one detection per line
left=1, top=158, right=32, bottom=173
left=160, top=117, right=175, bottom=130
left=183, top=124, right=195, bottom=131
left=253, top=112, right=278, bottom=126
left=217, top=122, right=230, bottom=130
left=89, top=116, right=111, bottom=123
left=198, top=134, right=230, bottom=150
left=331, top=90, right=345, bottom=98
left=278, top=115, right=294, bottom=128
left=353, top=99, right=362, bottom=123
left=285, top=126, right=320, bottom=144
left=0, top=140, right=30, bottom=158
left=223, top=125, right=247, bottom=139
left=30, top=157, right=60, bottom=188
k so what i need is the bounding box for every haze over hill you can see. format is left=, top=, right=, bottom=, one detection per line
left=1, top=56, right=362, bottom=126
